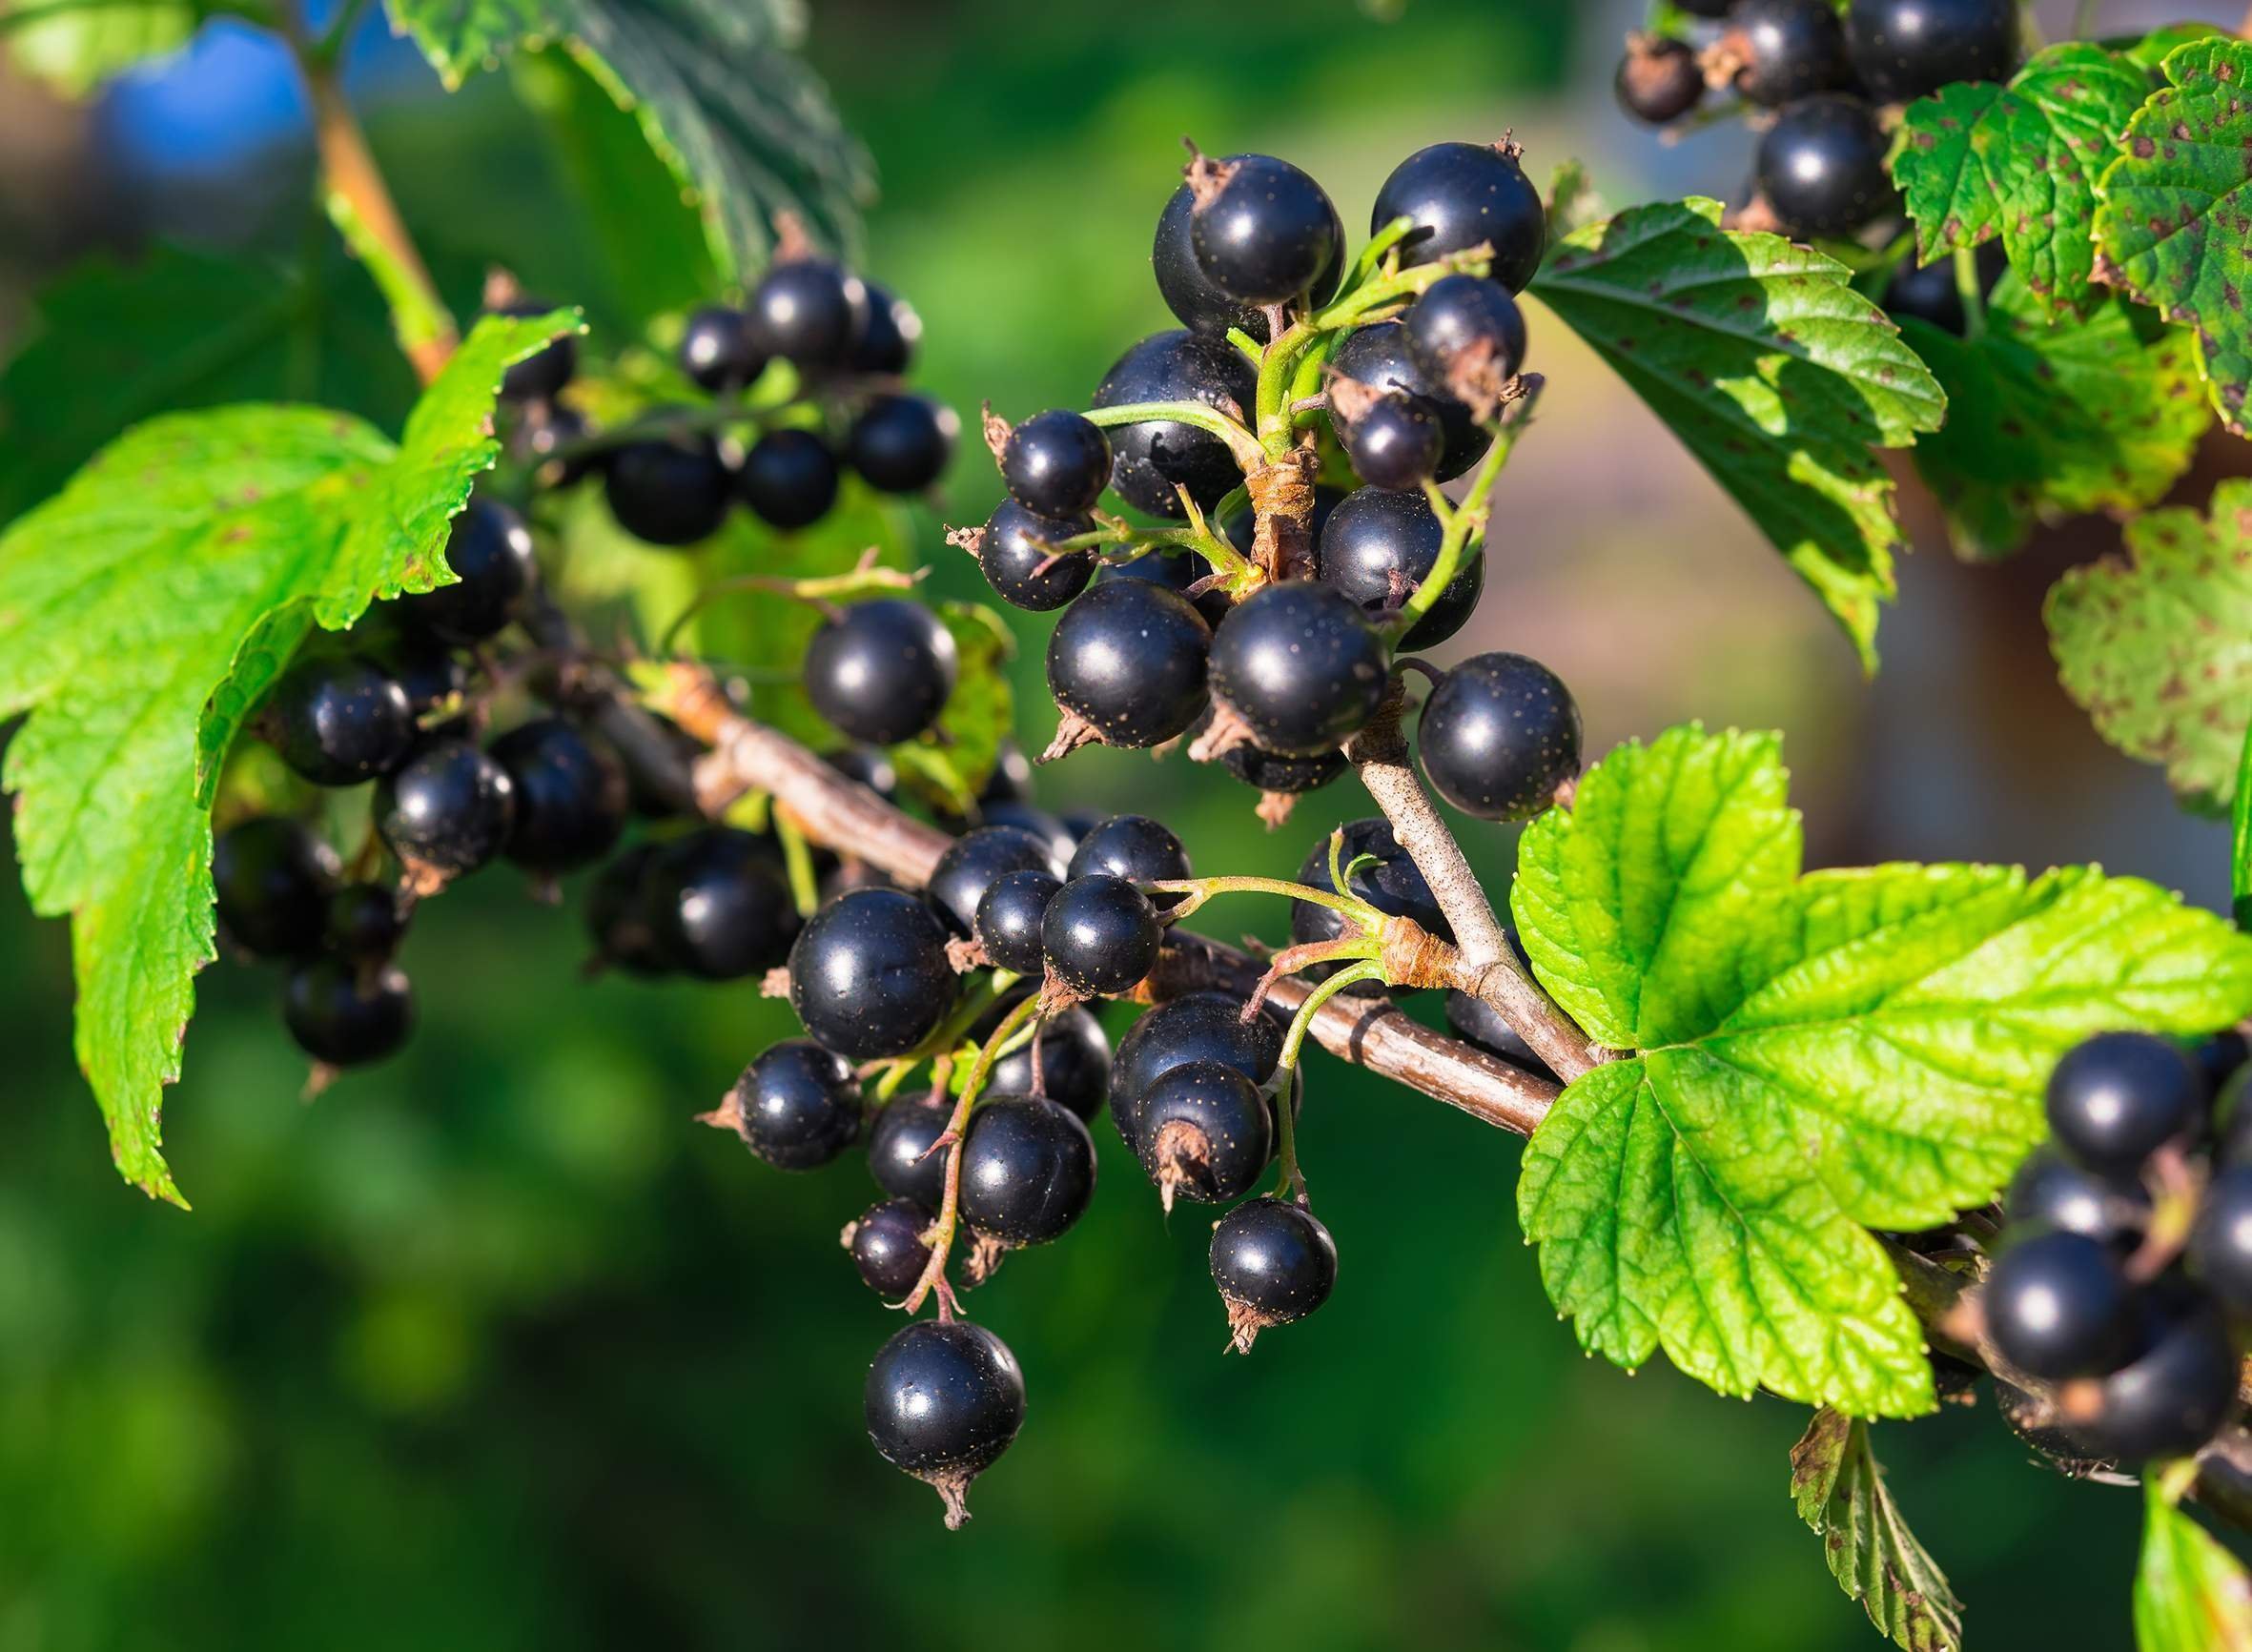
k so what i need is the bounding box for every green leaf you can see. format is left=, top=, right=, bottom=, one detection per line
left=2093, top=38, right=2252, bottom=436
left=1789, top=1410, right=1963, bottom=1652
left=2235, top=723, right=2252, bottom=932
left=2110, top=25, right=2226, bottom=73
left=2136, top=1478, right=2252, bottom=1652
left=0, top=312, right=573, bottom=1203
left=2046, top=479, right=2252, bottom=812
left=4, top=0, right=194, bottom=95
left=891, top=602, right=1015, bottom=817
left=1901, top=276, right=2212, bottom=561
left=1530, top=198, right=1946, bottom=670
left=1891, top=43, right=2151, bottom=319
left=1512, top=724, right=2252, bottom=1415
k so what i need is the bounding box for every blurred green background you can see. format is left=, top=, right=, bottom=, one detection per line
left=2, top=2, right=2248, bottom=1647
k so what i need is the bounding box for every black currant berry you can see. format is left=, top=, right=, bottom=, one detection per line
left=1190, top=705, right=1348, bottom=799
left=1137, top=1058, right=1273, bottom=1209
left=1982, top=1231, right=2139, bottom=1381
left=1444, top=989, right=1549, bottom=1075
left=1341, top=393, right=1442, bottom=492
left=974, top=500, right=1097, bottom=612
left=1042, top=874, right=1161, bottom=999
left=746, top=257, right=869, bottom=370
left=846, top=1197, right=934, bottom=1298
left=492, top=298, right=577, bottom=402
left=1068, top=815, right=1191, bottom=906
left=490, top=718, right=628, bottom=874
left=604, top=434, right=733, bottom=547
left=2069, top=1296, right=2239, bottom=1465
left=1290, top=818, right=1450, bottom=992
left=1755, top=95, right=1893, bottom=238
left=865, top=1319, right=1025, bottom=1528
left=2197, top=1030, right=2250, bottom=1099
left=1402, top=275, right=1527, bottom=413
left=1371, top=141, right=1546, bottom=293
left=1046, top=577, right=1212, bottom=750
left=978, top=803, right=1076, bottom=868
left=851, top=283, right=920, bottom=375
left=585, top=843, right=670, bottom=977
left=1152, top=180, right=1343, bottom=342
left=1846, top=0, right=2018, bottom=104
left=727, top=1038, right=863, bottom=1170
left=1330, top=320, right=1487, bottom=481
left=869, top=1093, right=952, bottom=1207
left=1722, top=0, right=1851, bottom=107
left=645, top=827, right=800, bottom=981
left=1186, top=153, right=1341, bottom=305
left=2004, top=1147, right=2151, bottom=1248
left=406, top=499, right=540, bottom=643
left=988, top=1006, right=1111, bottom=1122
left=213, top=817, right=339, bottom=960
left=803, top=599, right=959, bottom=747
left=1002, top=409, right=1112, bottom=518
left=376, top=739, right=516, bottom=880
left=268, top=654, right=415, bottom=786
left=1317, top=485, right=1483, bottom=648
left=1616, top=34, right=1706, bottom=125
left=2046, top=1031, right=2203, bottom=1175
left=1210, top=1196, right=1338, bottom=1352
left=927, top=825, right=1067, bottom=937
left=1091, top=330, right=1258, bottom=519
left=1100, top=547, right=1232, bottom=628
left=386, top=637, right=469, bottom=718
left=847, top=396, right=957, bottom=495
left=323, top=882, right=406, bottom=964
left=283, top=956, right=413, bottom=1068
left=1111, top=991, right=1286, bottom=1156
left=1417, top=653, right=1583, bottom=822
left=739, top=428, right=842, bottom=528
left=788, top=887, right=959, bottom=1060
left=679, top=304, right=764, bottom=392
left=2190, top=1163, right=2252, bottom=1318
left=981, top=742, right=1035, bottom=807
left=960, top=1095, right=1098, bottom=1248
left=1884, top=255, right=1969, bottom=336
left=974, top=868, right=1061, bottom=976
left=1209, top=581, right=1388, bottom=758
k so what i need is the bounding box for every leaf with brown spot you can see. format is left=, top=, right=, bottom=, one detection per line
left=1790, top=1410, right=1963, bottom=1652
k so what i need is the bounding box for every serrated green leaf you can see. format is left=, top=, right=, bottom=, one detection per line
left=891, top=602, right=1014, bottom=816
left=1790, top=1410, right=1963, bottom=1652
left=1902, top=276, right=2212, bottom=561
left=1530, top=198, right=1946, bottom=670
left=1512, top=724, right=2252, bottom=1415
left=4, top=0, right=194, bottom=94
left=2137, top=1478, right=2252, bottom=1652
left=2110, top=25, right=2226, bottom=73
left=0, top=312, right=570, bottom=1203
left=2093, top=38, right=2252, bottom=436
left=1892, top=44, right=2150, bottom=319
left=2046, top=479, right=2252, bottom=812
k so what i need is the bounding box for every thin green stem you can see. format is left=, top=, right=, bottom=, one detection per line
left=775, top=815, right=819, bottom=918
left=1953, top=247, right=1988, bottom=341
left=1083, top=399, right=1261, bottom=468
left=901, top=990, right=1042, bottom=1317
left=1270, top=1065, right=1309, bottom=1204
left=1278, top=960, right=1384, bottom=1072
left=1255, top=319, right=1316, bottom=456
left=1148, top=874, right=1380, bottom=926
left=1391, top=382, right=1538, bottom=640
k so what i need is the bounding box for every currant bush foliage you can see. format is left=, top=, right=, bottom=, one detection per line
left=1789, top=1410, right=1962, bottom=1652
left=2134, top=1479, right=2252, bottom=1652
left=1512, top=724, right=2252, bottom=1416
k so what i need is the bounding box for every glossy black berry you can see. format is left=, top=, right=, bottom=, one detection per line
left=323, top=882, right=406, bottom=964
left=1110, top=991, right=1286, bottom=1155
left=2004, top=1146, right=2151, bottom=1248
left=1755, top=95, right=1893, bottom=238
left=975, top=499, right=1096, bottom=612
left=1616, top=34, right=1706, bottom=125
left=376, top=738, right=516, bottom=879
left=2070, top=1296, right=2239, bottom=1464
left=988, top=1006, right=1110, bottom=1122
left=847, top=1197, right=933, bottom=1298
left=407, top=499, right=540, bottom=643
left=1210, top=1197, right=1338, bottom=1352
left=1209, top=581, right=1388, bottom=759
left=1330, top=320, right=1487, bottom=482
left=739, top=428, right=842, bottom=528
left=1371, top=141, right=1546, bottom=294
left=1068, top=815, right=1191, bottom=908
left=1341, top=394, right=1442, bottom=492
left=1100, top=546, right=1232, bottom=628
left=847, top=395, right=957, bottom=495
left=788, top=887, right=958, bottom=1060
left=927, top=825, right=1066, bottom=937
left=868, top=1094, right=952, bottom=1207
left=1046, top=577, right=1212, bottom=750
left=746, top=258, right=868, bottom=370
left=851, top=282, right=920, bottom=375
left=1137, top=1058, right=1273, bottom=1208
left=1317, top=485, right=1483, bottom=649
left=977, top=803, right=1075, bottom=868
left=268, top=654, right=414, bottom=786
left=585, top=843, right=670, bottom=977
left=492, top=299, right=577, bottom=402
left=1290, top=818, right=1450, bottom=992
left=960, top=1095, right=1098, bottom=1247
left=865, top=1318, right=1024, bottom=1528
left=1417, top=653, right=1583, bottom=822
left=645, top=827, right=800, bottom=981
left=490, top=718, right=628, bottom=874
left=1152, top=179, right=1342, bottom=342
left=679, top=304, right=764, bottom=392
left=1724, top=0, right=1851, bottom=106
left=1042, top=874, right=1160, bottom=999
left=975, top=868, right=1061, bottom=976
left=1002, top=409, right=1112, bottom=517
left=727, top=1038, right=863, bottom=1170
left=1444, top=989, right=1549, bottom=1074
left=213, top=817, right=338, bottom=960
left=386, top=637, right=469, bottom=718
left=604, top=434, right=733, bottom=547
left=803, top=599, right=958, bottom=747
left=1846, top=0, right=2019, bottom=103
left=2045, top=1031, right=2204, bottom=1175
left=283, top=957, right=413, bottom=1068
left=1190, top=705, right=1348, bottom=799
left=1402, top=275, right=1527, bottom=410
left=2190, top=1163, right=2252, bottom=1318
left=1983, top=1231, right=2139, bottom=1381
left=1091, top=330, right=1258, bottom=519
left=1186, top=153, right=1341, bottom=305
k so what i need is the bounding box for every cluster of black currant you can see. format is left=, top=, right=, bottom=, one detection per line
left=1980, top=1030, right=2252, bottom=1468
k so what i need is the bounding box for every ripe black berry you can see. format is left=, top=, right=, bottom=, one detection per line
left=1041, top=874, right=1160, bottom=999
left=1317, top=485, right=1483, bottom=648
left=1186, top=153, right=1341, bottom=305
left=975, top=868, right=1061, bottom=976
left=585, top=843, right=670, bottom=977
left=492, top=298, right=577, bottom=401
left=604, top=433, right=733, bottom=547
left=679, top=304, right=764, bottom=392
left=974, top=500, right=1096, bottom=612
left=988, top=1006, right=1110, bottom=1122
left=268, top=654, right=415, bottom=786
left=850, top=282, right=920, bottom=375
left=847, top=395, right=957, bottom=495
left=1045, top=577, right=1212, bottom=750
left=376, top=738, right=516, bottom=879
left=803, top=599, right=958, bottom=747
left=727, top=1038, right=863, bottom=1170
left=1982, top=1231, right=2139, bottom=1381
left=1002, top=410, right=1112, bottom=518
left=407, top=499, right=540, bottom=643
left=746, top=257, right=869, bottom=370
left=1722, top=0, right=1851, bottom=107
left=2045, top=1031, right=2203, bottom=1175
left=739, top=428, right=842, bottom=528
left=978, top=803, right=1075, bottom=867
left=1209, top=581, right=1388, bottom=758
left=1111, top=991, right=1285, bottom=1155
left=386, top=636, right=469, bottom=718
left=869, top=1093, right=952, bottom=1207
left=1067, top=815, right=1191, bottom=905
left=2004, top=1147, right=2150, bottom=1248
left=865, top=1318, right=1025, bottom=1528
left=1152, top=181, right=1342, bottom=342
left=1402, top=275, right=1527, bottom=413
left=1884, top=255, right=1968, bottom=335
left=1290, top=818, right=1450, bottom=991
left=1371, top=141, right=1546, bottom=293
left=490, top=718, right=628, bottom=874
left=959, top=1095, right=1098, bottom=1248
left=788, top=887, right=959, bottom=1059
left=1341, top=393, right=1442, bottom=492
left=1616, top=34, right=1706, bottom=125
left=2070, top=1296, right=2239, bottom=1464
left=927, top=824, right=1066, bottom=937
left=283, top=956, right=413, bottom=1068
left=323, top=882, right=406, bottom=964
left=1330, top=320, right=1487, bottom=481
left=1091, top=330, right=1258, bottom=518
left=213, top=817, right=338, bottom=960
left=1754, top=95, right=1893, bottom=238
left=1100, top=546, right=1232, bottom=628
left=645, top=826, right=800, bottom=981
left=2190, top=1163, right=2252, bottom=1318
left=846, top=1197, right=933, bottom=1297
left=1137, top=1058, right=1273, bottom=1209
left=1210, top=1197, right=1338, bottom=1353
left=1846, top=0, right=2019, bottom=104
left=1416, top=652, right=1582, bottom=822
left=1190, top=705, right=1347, bottom=799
